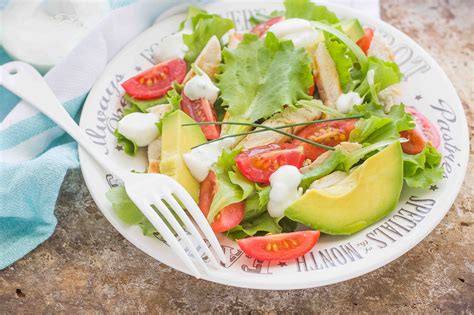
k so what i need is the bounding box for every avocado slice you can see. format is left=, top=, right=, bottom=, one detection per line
left=285, top=142, right=403, bottom=235
left=339, top=18, right=365, bottom=42
left=160, top=110, right=206, bottom=201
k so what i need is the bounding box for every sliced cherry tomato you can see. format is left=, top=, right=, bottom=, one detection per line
left=180, top=94, right=220, bottom=140
left=292, top=119, right=358, bottom=161
left=250, top=16, right=285, bottom=37
left=308, top=83, right=315, bottom=96
left=400, top=129, right=426, bottom=155
left=235, top=144, right=305, bottom=184
left=356, top=28, right=374, bottom=55
left=405, top=106, right=440, bottom=148
left=122, top=58, right=186, bottom=100
left=199, top=172, right=244, bottom=233
left=237, top=231, right=320, bottom=261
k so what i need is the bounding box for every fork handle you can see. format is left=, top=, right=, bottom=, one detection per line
left=0, top=61, right=125, bottom=178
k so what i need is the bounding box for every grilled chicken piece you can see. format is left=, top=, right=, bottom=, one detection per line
left=300, top=142, right=362, bottom=174
left=368, top=32, right=395, bottom=62
left=238, top=102, right=322, bottom=150
left=147, top=103, right=173, bottom=119
left=227, top=31, right=243, bottom=49
left=368, top=32, right=400, bottom=111
left=313, top=43, right=341, bottom=108
left=184, top=35, right=221, bottom=83
left=147, top=138, right=162, bottom=173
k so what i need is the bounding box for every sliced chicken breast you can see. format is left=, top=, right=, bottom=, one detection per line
left=147, top=138, right=162, bottom=173
left=313, top=43, right=342, bottom=107
left=238, top=102, right=322, bottom=150
left=184, top=35, right=221, bottom=82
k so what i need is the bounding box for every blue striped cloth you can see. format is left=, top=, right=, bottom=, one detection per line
left=0, top=0, right=206, bottom=269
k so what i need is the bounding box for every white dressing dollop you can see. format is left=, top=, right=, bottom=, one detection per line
left=268, top=165, right=303, bottom=218
left=183, top=68, right=220, bottom=104
left=117, top=113, right=158, bottom=147
left=183, top=138, right=235, bottom=182
left=336, top=92, right=363, bottom=113
left=268, top=18, right=322, bottom=51
left=154, top=32, right=189, bottom=63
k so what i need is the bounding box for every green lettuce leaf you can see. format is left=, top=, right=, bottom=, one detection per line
left=208, top=148, right=255, bottom=222
left=114, top=129, right=138, bottom=156
left=226, top=212, right=282, bottom=241
left=325, top=34, right=362, bottom=92
left=355, top=56, right=402, bottom=99
left=301, top=139, right=403, bottom=189
left=403, top=144, right=443, bottom=188
left=249, top=10, right=283, bottom=27
left=179, top=6, right=207, bottom=30
left=350, top=104, right=415, bottom=144
left=300, top=150, right=348, bottom=189
left=106, top=186, right=184, bottom=236
left=123, top=93, right=168, bottom=115
left=183, top=10, right=234, bottom=63
left=284, top=0, right=339, bottom=23
left=243, top=185, right=271, bottom=221
left=218, top=32, right=313, bottom=127
left=106, top=186, right=144, bottom=225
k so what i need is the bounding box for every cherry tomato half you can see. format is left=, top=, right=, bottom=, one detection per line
left=250, top=16, right=285, bottom=37
left=400, top=129, right=426, bottom=155
left=405, top=106, right=440, bottom=148
left=292, top=119, right=358, bottom=161
left=356, top=28, right=374, bottom=55
left=235, top=144, right=305, bottom=184
left=199, top=172, right=244, bottom=233
left=122, top=58, right=186, bottom=100
left=180, top=94, right=220, bottom=140
left=237, top=231, right=320, bottom=261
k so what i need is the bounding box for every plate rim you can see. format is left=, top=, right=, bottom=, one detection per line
left=78, top=0, right=470, bottom=290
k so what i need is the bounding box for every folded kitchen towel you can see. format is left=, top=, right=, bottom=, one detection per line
left=0, top=0, right=208, bottom=270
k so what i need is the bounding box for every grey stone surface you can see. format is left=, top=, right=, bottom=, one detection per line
left=1, top=0, right=473, bottom=313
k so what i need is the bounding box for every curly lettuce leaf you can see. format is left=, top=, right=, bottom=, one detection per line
left=183, top=10, right=234, bottom=63
left=218, top=32, right=313, bottom=126
left=403, top=144, right=443, bottom=188
left=114, top=129, right=138, bottom=156
left=284, top=0, right=339, bottom=23
left=208, top=148, right=254, bottom=222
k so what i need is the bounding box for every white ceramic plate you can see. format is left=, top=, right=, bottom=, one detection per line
left=78, top=1, right=469, bottom=289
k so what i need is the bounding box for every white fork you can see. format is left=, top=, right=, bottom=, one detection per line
left=0, top=61, right=226, bottom=278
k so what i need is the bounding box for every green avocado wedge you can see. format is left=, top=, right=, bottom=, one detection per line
left=339, top=18, right=365, bottom=42
left=160, top=110, right=207, bottom=202
left=285, top=142, right=404, bottom=235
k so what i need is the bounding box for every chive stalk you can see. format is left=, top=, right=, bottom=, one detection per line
left=183, top=115, right=363, bottom=150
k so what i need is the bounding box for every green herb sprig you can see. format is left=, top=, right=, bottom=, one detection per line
left=183, top=115, right=363, bottom=149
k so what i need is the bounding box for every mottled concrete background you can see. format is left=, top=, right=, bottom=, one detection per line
left=1, top=0, right=473, bottom=313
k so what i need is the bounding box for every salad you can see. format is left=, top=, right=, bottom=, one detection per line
left=106, top=0, right=443, bottom=262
